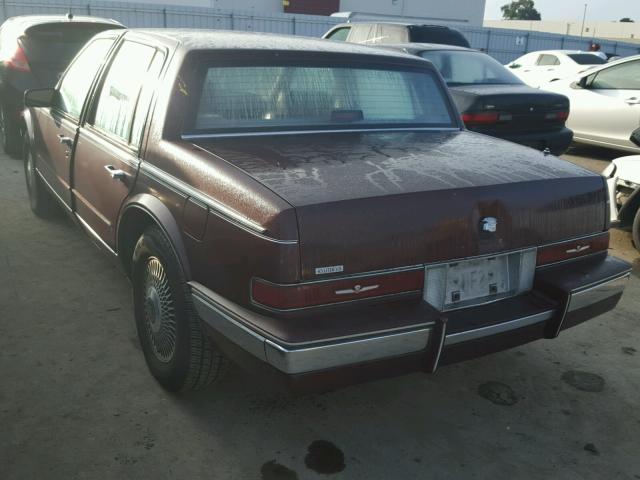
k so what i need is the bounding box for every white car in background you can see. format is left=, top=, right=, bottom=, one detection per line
left=506, top=50, right=607, bottom=87
left=544, top=55, right=640, bottom=153
left=603, top=130, right=640, bottom=250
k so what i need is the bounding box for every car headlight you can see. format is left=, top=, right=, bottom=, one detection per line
left=602, top=163, right=617, bottom=178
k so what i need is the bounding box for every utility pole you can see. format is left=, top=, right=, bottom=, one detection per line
left=580, top=3, right=588, bottom=37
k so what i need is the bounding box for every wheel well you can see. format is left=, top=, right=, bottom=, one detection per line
left=117, top=207, right=156, bottom=277
left=619, top=190, right=640, bottom=228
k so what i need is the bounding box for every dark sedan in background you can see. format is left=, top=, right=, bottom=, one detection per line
left=0, top=14, right=124, bottom=154
left=378, top=43, right=574, bottom=155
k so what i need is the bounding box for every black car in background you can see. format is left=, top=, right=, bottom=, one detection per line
left=323, top=22, right=470, bottom=48
left=380, top=43, right=573, bottom=155
left=0, top=14, right=124, bottom=154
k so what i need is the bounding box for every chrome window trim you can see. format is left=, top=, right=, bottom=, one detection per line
left=181, top=127, right=461, bottom=140
left=139, top=162, right=298, bottom=245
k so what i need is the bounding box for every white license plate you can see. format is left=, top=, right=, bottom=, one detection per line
left=445, top=256, right=509, bottom=306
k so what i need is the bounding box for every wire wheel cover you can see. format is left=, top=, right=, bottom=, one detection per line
left=143, top=257, right=177, bottom=363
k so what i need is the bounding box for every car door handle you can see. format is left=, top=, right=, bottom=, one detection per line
left=104, top=165, right=127, bottom=180
left=57, top=134, right=74, bottom=147
left=625, top=97, right=640, bottom=105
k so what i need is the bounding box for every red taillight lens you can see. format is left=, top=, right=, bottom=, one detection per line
left=461, top=111, right=513, bottom=127
left=5, top=44, right=30, bottom=72
left=545, top=111, right=569, bottom=122
left=252, top=269, right=425, bottom=310
left=536, top=232, right=609, bottom=266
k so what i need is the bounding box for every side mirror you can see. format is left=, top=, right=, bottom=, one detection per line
left=570, top=76, right=589, bottom=89
left=631, top=128, right=640, bottom=148
left=24, top=88, right=55, bottom=108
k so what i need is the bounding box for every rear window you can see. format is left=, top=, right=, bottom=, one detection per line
left=186, top=63, right=455, bottom=134
left=408, top=26, right=470, bottom=48
left=421, top=50, right=522, bottom=86
left=22, top=23, right=121, bottom=66
left=567, top=54, right=607, bottom=65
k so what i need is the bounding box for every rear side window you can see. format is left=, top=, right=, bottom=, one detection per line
left=536, top=54, right=560, bottom=66
left=56, top=38, right=114, bottom=119
left=23, top=23, right=122, bottom=71
left=567, top=53, right=607, bottom=65
left=325, top=27, right=350, bottom=41
left=190, top=64, right=454, bottom=132
left=590, top=60, right=640, bottom=90
left=92, top=41, right=158, bottom=143
left=408, top=26, right=470, bottom=48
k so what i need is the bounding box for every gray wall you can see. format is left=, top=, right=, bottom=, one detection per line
left=3, top=0, right=639, bottom=64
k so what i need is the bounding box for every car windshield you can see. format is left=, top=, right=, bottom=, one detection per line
left=420, top=50, right=522, bottom=86
left=567, top=54, right=607, bottom=65
left=186, top=62, right=455, bottom=134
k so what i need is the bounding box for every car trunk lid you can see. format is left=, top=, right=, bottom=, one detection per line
left=194, top=130, right=606, bottom=279
left=453, top=84, right=569, bottom=134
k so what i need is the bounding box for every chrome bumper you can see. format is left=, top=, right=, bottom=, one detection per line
left=566, top=273, right=630, bottom=313
left=190, top=268, right=629, bottom=375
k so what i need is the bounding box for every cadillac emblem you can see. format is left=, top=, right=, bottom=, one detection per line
left=481, top=217, right=498, bottom=233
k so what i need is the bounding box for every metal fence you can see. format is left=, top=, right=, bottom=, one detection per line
left=3, top=0, right=639, bottom=63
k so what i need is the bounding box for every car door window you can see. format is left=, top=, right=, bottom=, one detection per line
left=56, top=38, right=114, bottom=119
left=349, top=24, right=375, bottom=43
left=536, top=54, right=559, bottom=66
left=130, top=51, right=166, bottom=147
left=591, top=60, right=640, bottom=90
left=92, top=41, right=157, bottom=143
left=325, top=27, right=350, bottom=41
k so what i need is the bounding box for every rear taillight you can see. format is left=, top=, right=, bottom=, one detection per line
left=545, top=111, right=569, bottom=122
left=536, top=232, right=609, bottom=266
left=251, top=268, right=424, bottom=310
left=461, top=111, right=512, bottom=126
left=4, top=44, right=30, bottom=72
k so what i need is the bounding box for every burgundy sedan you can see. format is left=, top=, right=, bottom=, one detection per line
left=22, top=29, right=631, bottom=393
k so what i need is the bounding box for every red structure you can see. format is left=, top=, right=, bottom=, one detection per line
left=283, top=0, right=340, bottom=16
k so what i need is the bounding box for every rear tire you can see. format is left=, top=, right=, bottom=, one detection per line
left=23, top=137, right=57, bottom=218
left=632, top=208, right=640, bottom=252
left=1, top=105, right=21, bottom=156
left=132, top=225, right=228, bottom=391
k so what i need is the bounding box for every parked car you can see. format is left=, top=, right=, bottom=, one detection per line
left=603, top=129, right=640, bottom=249
left=544, top=55, right=640, bottom=153
left=507, top=50, right=607, bottom=88
left=323, top=22, right=470, bottom=47
left=23, top=29, right=630, bottom=393
left=377, top=43, right=573, bottom=155
left=0, top=14, right=124, bottom=154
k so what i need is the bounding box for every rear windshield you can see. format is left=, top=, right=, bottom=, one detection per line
left=420, top=50, right=522, bottom=86
left=22, top=23, right=121, bottom=66
left=408, top=26, right=470, bottom=48
left=186, top=63, right=455, bottom=134
left=567, top=54, right=607, bottom=65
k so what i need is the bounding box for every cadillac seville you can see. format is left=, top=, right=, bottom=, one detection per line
left=22, top=29, right=631, bottom=392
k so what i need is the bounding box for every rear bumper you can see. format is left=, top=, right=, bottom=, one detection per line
left=191, top=254, right=630, bottom=391
left=486, top=127, right=573, bottom=155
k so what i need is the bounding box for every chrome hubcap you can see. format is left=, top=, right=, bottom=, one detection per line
left=26, top=150, right=36, bottom=194
left=142, top=257, right=176, bottom=363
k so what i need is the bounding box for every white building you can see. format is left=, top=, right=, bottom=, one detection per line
left=484, top=20, right=640, bottom=43
left=100, top=0, right=485, bottom=26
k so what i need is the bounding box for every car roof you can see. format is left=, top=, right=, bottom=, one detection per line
left=117, top=29, right=426, bottom=62
left=375, top=42, right=475, bottom=54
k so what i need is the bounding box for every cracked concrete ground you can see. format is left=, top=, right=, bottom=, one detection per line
left=1, top=145, right=639, bottom=480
